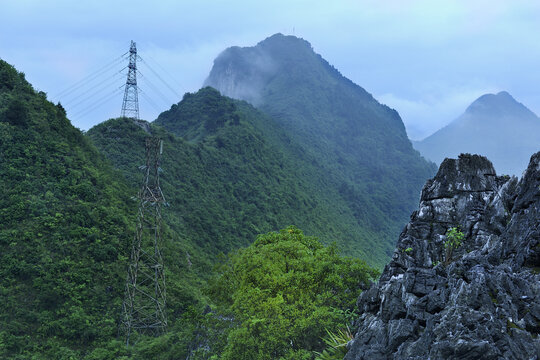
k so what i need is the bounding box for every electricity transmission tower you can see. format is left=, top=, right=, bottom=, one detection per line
left=120, top=137, right=167, bottom=345
left=121, top=40, right=140, bottom=120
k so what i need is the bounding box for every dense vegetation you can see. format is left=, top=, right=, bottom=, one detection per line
left=0, top=60, right=380, bottom=359
left=0, top=59, right=133, bottom=358
left=0, top=60, right=213, bottom=359
left=208, top=226, right=378, bottom=360
left=95, top=87, right=384, bottom=266
left=0, top=40, right=433, bottom=358
left=205, top=33, right=437, bottom=260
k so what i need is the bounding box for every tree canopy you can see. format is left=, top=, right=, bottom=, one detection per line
left=208, top=226, right=379, bottom=359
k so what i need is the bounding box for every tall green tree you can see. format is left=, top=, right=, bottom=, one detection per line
left=208, top=226, right=379, bottom=359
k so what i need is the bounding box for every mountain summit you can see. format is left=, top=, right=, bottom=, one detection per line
left=205, top=33, right=436, bottom=263
left=414, top=91, right=540, bottom=176
left=466, top=91, right=537, bottom=118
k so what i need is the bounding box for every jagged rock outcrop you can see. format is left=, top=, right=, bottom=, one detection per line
left=346, top=153, right=540, bottom=360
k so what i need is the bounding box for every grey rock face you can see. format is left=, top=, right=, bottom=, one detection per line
left=346, top=153, right=540, bottom=360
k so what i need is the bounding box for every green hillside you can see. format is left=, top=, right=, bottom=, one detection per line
left=0, top=59, right=134, bottom=358
left=205, top=34, right=437, bottom=259
left=90, top=87, right=382, bottom=265
left=0, top=60, right=210, bottom=359
left=0, top=39, right=433, bottom=356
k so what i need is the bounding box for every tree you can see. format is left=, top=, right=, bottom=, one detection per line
left=4, top=99, right=29, bottom=126
left=208, top=226, right=379, bottom=359
left=444, top=226, right=464, bottom=262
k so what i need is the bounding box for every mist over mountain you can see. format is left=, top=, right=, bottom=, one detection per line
left=414, top=91, right=540, bottom=176
left=205, top=33, right=436, bottom=260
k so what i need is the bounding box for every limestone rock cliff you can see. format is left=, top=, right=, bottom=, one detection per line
left=346, top=152, right=540, bottom=360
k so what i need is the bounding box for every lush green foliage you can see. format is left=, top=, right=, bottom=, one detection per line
left=0, top=59, right=133, bottom=358
left=153, top=87, right=392, bottom=266
left=92, top=87, right=382, bottom=266
left=0, top=60, right=209, bottom=359
left=207, top=227, right=378, bottom=359
left=0, top=57, right=412, bottom=359
left=84, top=88, right=389, bottom=357
left=444, top=226, right=465, bottom=262
left=314, top=327, right=354, bottom=360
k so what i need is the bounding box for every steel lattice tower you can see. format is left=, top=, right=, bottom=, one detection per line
left=121, top=40, right=140, bottom=120
left=120, top=137, right=167, bottom=345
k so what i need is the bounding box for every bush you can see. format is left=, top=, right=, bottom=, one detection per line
left=444, top=226, right=464, bottom=262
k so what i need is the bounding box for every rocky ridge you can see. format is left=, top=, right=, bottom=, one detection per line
left=346, top=153, right=540, bottom=359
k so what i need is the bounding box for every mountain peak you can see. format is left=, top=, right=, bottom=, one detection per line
left=496, top=90, right=512, bottom=97
left=256, top=33, right=312, bottom=49
left=254, top=33, right=315, bottom=57
left=414, top=90, right=540, bottom=176
left=465, top=90, right=534, bottom=117
left=204, top=33, right=328, bottom=106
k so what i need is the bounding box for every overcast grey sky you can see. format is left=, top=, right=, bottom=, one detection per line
left=1, top=0, right=539, bottom=139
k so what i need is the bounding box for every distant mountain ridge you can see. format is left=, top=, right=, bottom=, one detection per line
left=205, top=33, right=436, bottom=262
left=414, top=91, right=540, bottom=176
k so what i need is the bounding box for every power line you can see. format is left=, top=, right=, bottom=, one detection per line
left=141, top=53, right=183, bottom=93
left=53, top=54, right=126, bottom=101
left=56, top=41, right=185, bottom=126
left=63, top=69, right=125, bottom=109
left=70, top=86, right=124, bottom=120
left=139, top=89, right=165, bottom=114
left=137, top=71, right=174, bottom=106
left=139, top=57, right=181, bottom=99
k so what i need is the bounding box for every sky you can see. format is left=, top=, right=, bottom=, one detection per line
left=1, top=0, right=539, bottom=140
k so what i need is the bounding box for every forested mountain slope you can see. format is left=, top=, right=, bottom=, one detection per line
left=0, top=59, right=213, bottom=360
left=91, top=87, right=387, bottom=265
left=0, top=56, right=400, bottom=358
left=0, top=59, right=134, bottom=358
left=205, top=33, right=436, bottom=260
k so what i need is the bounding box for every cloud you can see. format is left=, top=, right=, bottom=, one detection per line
left=1, top=0, right=540, bottom=133
left=377, top=84, right=500, bottom=140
